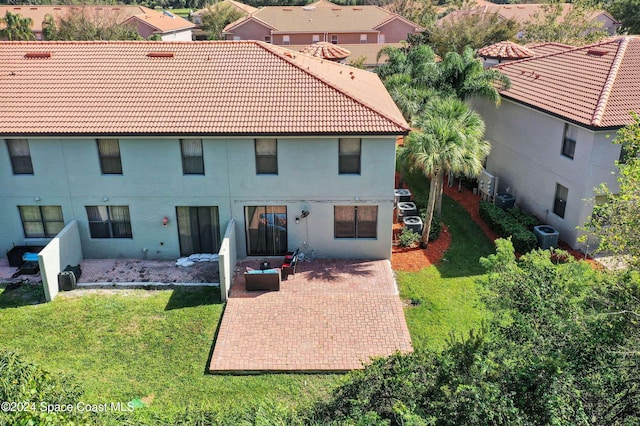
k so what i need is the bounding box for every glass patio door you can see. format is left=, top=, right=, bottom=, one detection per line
left=244, top=206, right=287, bottom=256
left=176, top=206, right=221, bottom=256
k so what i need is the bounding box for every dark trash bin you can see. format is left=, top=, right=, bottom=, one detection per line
left=58, top=265, right=82, bottom=291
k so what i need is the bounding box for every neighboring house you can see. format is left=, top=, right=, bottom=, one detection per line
left=191, top=0, right=257, bottom=40
left=223, top=0, right=424, bottom=45
left=438, top=1, right=621, bottom=37
left=0, top=41, right=409, bottom=261
left=473, top=36, right=640, bottom=251
left=0, top=5, right=195, bottom=41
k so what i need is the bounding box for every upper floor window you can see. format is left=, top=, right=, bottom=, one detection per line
left=339, top=138, right=361, bottom=174
left=180, top=139, right=204, bottom=175
left=6, top=139, right=34, bottom=175
left=378, top=33, right=386, bottom=43
left=86, top=205, right=132, bottom=239
left=255, top=138, right=278, bottom=175
left=618, top=144, right=628, bottom=164
left=283, top=35, right=290, bottom=45
left=19, top=205, right=64, bottom=238
left=264, top=35, right=271, bottom=43
left=553, top=183, right=568, bottom=218
left=97, top=138, right=122, bottom=175
left=334, top=205, right=377, bottom=239
left=331, top=35, right=338, bottom=44
left=561, top=123, right=577, bottom=159
left=360, top=34, right=367, bottom=44
left=312, top=34, right=320, bottom=43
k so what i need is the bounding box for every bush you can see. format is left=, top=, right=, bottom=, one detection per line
left=398, top=227, right=421, bottom=247
left=507, top=206, right=539, bottom=231
left=479, top=201, right=537, bottom=253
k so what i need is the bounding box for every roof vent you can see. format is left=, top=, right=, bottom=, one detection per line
left=24, top=52, right=51, bottom=59
left=147, top=52, right=174, bottom=58
left=332, top=7, right=342, bottom=10
left=353, top=7, right=362, bottom=10
left=283, top=7, right=292, bottom=11
left=303, top=5, right=315, bottom=10
left=587, top=49, right=608, bottom=57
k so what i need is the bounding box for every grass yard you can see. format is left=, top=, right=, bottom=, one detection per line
left=398, top=172, right=496, bottom=350
left=0, top=286, right=338, bottom=423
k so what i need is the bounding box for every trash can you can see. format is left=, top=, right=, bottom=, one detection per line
left=58, top=265, right=82, bottom=291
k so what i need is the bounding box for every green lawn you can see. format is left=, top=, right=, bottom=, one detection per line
left=397, top=172, right=496, bottom=350
left=0, top=286, right=338, bottom=422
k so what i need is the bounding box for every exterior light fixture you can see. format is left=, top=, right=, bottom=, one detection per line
left=162, top=216, right=169, bottom=227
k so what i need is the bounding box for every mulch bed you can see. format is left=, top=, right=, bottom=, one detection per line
left=391, top=177, right=597, bottom=272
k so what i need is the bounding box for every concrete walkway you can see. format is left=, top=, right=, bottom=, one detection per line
left=209, top=259, right=412, bottom=373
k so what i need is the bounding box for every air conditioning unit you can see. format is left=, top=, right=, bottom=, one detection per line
left=495, top=193, right=516, bottom=210
left=533, top=225, right=560, bottom=249
left=396, top=201, right=418, bottom=221
left=403, top=216, right=423, bottom=234
left=394, top=188, right=412, bottom=205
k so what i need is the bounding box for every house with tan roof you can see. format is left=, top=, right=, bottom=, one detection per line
left=0, top=41, right=409, bottom=268
left=472, top=36, right=640, bottom=251
left=0, top=5, right=195, bottom=41
left=222, top=0, right=423, bottom=46
left=438, top=1, right=620, bottom=37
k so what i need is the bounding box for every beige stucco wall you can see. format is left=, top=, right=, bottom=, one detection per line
left=1, top=136, right=397, bottom=260
left=375, top=19, right=419, bottom=43
left=225, top=19, right=270, bottom=40
left=472, top=97, right=622, bottom=250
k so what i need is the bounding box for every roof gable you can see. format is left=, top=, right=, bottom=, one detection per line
left=0, top=41, right=408, bottom=136
left=496, top=36, right=640, bottom=128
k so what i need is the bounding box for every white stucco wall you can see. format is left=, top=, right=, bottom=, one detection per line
left=472, top=98, right=622, bottom=250
left=1, top=136, right=397, bottom=260
left=38, top=220, right=83, bottom=302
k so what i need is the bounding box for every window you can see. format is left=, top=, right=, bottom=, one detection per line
left=283, top=35, right=290, bottom=45
left=6, top=139, right=34, bottom=175
left=360, top=34, right=367, bottom=44
left=86, top=205, right=132, bottom=238
left=334, top=206, right=377, bottom=238
left=312, top=34, right=320, bottom=43
left=264, top=35, right=271, bottom=43
left=618, top=145, right=628, bottom=164
left=561, top=123, right=577, bottom=159
left=97, top=139, right=122, bottom=174
left=331, top=35, right=338, bottom=44
left=176, top=206, right=221, bottom=256
left=339, top=138, right=361, bottom=174
left=19, top=206, right=64, bottom=238
left=255, top=138, right=278, bottom=174
left=180, top=139, right=204, bottom=175
left=378, top=33, right=385, bottom=43
left=233, top=36, right=241, bottom=40
left=553, top=184, right=568, bottom=218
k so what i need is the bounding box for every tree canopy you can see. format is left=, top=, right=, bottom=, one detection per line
left=42, top=10, right=142, bottom=40
left=199, top=1, right=244, bottom=40
left=0, top=11, right=35, bottom=41
left=607, top=0, right=640, bottom=35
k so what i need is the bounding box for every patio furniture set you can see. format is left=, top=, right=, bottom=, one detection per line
left=244, top=249, right=299, bottom=291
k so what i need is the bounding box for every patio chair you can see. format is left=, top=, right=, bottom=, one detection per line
left=282, top=248, right=299, bottom=279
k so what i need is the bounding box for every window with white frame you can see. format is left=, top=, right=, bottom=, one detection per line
left=6, top=139, right=34, bottom=175
left=180, top=139, right=204, bottom=175
left=96, top=138, right=122, bottom=174
left=18, top=206, right=64, bottom=238
left=334, top=206, right=377, bottom=238
left=360, top=34, right=367, bottom=43
left=86, top=205, right=132, bottom=238
left=561, top=123, right=577, bottom=159
left=553, top=184, right=568, bottom=218
left=312, top=34, right=320, bottom=43
left=331, top=34, right=338, bottom=44
left=283, top=35, right=290, bottom=45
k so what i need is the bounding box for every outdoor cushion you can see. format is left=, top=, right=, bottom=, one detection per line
left=246, top=269, right=263, bottom=275
left=262, top=268, right=279, bottom=274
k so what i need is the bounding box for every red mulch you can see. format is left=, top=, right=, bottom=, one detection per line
left=391, top=176, right=598, bottom=272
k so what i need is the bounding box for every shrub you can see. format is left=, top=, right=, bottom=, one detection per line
left=398, top=227, right=421, bottom=247
left=479, top=201, right=537, bottom=253
left=507, top=206, right=539, bottom=231
left=419, top=209, right=442, bottom=241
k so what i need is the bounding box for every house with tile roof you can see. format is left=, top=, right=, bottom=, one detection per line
left=222, top=0, right=423, bottom=46
left=438, top=2, right=620, bottom=37
left=0, top=5, right=195, bottom=41
left=472, top=36, right=640, bottom=251
left=0, top=41, right=409, bottom=263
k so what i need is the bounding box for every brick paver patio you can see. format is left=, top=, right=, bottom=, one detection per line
left=209, top=259, right=412, bottom=373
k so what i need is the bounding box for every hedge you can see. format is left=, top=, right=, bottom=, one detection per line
left=479, top=201, right=537, bottom=253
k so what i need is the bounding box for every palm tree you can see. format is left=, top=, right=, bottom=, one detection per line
left=400, top=97, right=490, bottom=247
left=1, top=11, right=35, bottom=41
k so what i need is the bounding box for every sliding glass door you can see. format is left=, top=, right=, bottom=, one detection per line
left=176, top=206, right=221, bottom=256
left=244, top=206, right=287, bottom=256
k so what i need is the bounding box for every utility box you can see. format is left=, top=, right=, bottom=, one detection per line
left=396, top=202, right=418, bottom=221
left=495, top=193, right=516, bottom=210
left=533, top=225, right=560, bottom=249
left=403, top=216, right=423, bottom=234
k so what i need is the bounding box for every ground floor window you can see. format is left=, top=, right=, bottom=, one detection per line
left=86, top=205, right=132, bottom=238
left=334, top=205, right=377, bottom=239
left=18, top=205, right=64, bottom=238
left=245, top=206, right=287, bottom=255
left=553, top=184, right=568, bottom=218
left=176, top=206, right=221, bottom=256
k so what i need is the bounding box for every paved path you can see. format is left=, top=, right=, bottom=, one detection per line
left=209, top=259, right=412, bottom=373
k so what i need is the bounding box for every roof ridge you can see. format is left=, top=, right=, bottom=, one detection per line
left=257, top=42, right=408, bottom=132
left=591, top=37, right=630, bottom=126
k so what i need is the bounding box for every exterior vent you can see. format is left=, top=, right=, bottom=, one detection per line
left=147, top=52, right=174, bottom=58
left=25, top=52, right=51, bottom=59
left=587, top=49, right=608, bottom=57
left=283, top=7, right=292, bottom=11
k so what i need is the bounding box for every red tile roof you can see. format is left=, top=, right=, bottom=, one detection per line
left=0, top=41, right=409, bottom=136
left=477, top=41, right=534, bottom=60
left=496, top=36, right=640, bottom=128
left=299, top=42, right=350, bottom=60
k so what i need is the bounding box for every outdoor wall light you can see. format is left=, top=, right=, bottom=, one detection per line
left=102, top=196, right=109, bottom=202
left=162, top=216, right=169, bottom=227
left=34, top=196, right=41, bottom=202
left=295, top=217, right=300, bottom=224
left=300, top=210, right=309, bottom=218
